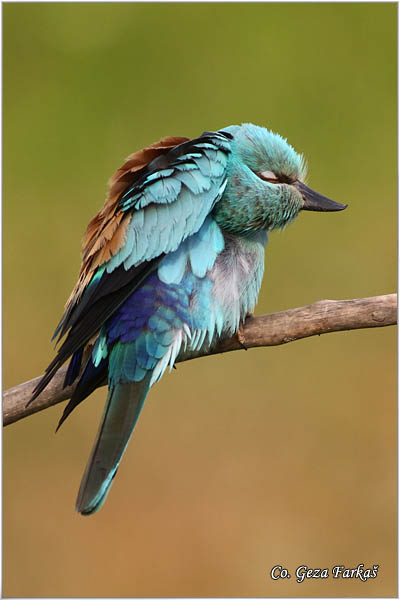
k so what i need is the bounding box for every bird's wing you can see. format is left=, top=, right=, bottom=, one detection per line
left=31, top=130, right=233, bottom=401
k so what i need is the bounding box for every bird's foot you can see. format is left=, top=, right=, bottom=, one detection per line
left=237, top=322, right=248, bottom=350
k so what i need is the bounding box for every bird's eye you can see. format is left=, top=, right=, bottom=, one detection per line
left=257, top=170, right=280, bottom=183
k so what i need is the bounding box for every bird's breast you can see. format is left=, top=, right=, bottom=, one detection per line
left=209, top=230, right=268, bottom=336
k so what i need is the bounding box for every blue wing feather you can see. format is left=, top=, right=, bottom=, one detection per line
left=30, top=130, right=232, bottom=404
left=108, top=134, right=231, bottom=272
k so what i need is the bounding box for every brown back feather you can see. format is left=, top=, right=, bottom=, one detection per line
left=67, top=136, right=189, bottom=307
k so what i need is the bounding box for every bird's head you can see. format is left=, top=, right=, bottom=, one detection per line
left=215, top=123, right=347, bottom=233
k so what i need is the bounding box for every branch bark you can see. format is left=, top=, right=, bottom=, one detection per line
left=3, top=294, right=396, bottom=427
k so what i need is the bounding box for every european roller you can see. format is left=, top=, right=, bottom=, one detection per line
left=30, top=123, right=346, bottom=515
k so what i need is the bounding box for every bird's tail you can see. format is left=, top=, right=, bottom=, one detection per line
left=76, top=375, right=151, bottom=515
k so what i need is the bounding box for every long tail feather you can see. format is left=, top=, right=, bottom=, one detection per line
left=76, top=375, right=151, bottom=515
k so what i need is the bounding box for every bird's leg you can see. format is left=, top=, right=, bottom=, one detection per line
left=237, top=312, right=253, bottom=350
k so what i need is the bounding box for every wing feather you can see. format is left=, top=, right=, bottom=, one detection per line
left=31, top=130, right=233, bottom=402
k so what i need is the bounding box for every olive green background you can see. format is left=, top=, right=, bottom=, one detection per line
left=4, top=3, right=396, bottom=597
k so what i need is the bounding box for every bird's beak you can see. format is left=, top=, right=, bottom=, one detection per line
left=294, top=181, right=347, bottom=212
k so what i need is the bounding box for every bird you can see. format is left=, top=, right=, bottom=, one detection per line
left=29, top=123, right=347, bottom=515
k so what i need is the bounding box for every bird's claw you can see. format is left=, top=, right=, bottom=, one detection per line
left=237, top=322, right=248, bottom=350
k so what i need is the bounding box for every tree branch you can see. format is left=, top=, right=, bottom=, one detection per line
left=3, top=294, right=396, bottom=427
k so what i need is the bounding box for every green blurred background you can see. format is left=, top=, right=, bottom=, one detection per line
left=4, top=3, right=396, bottom=597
